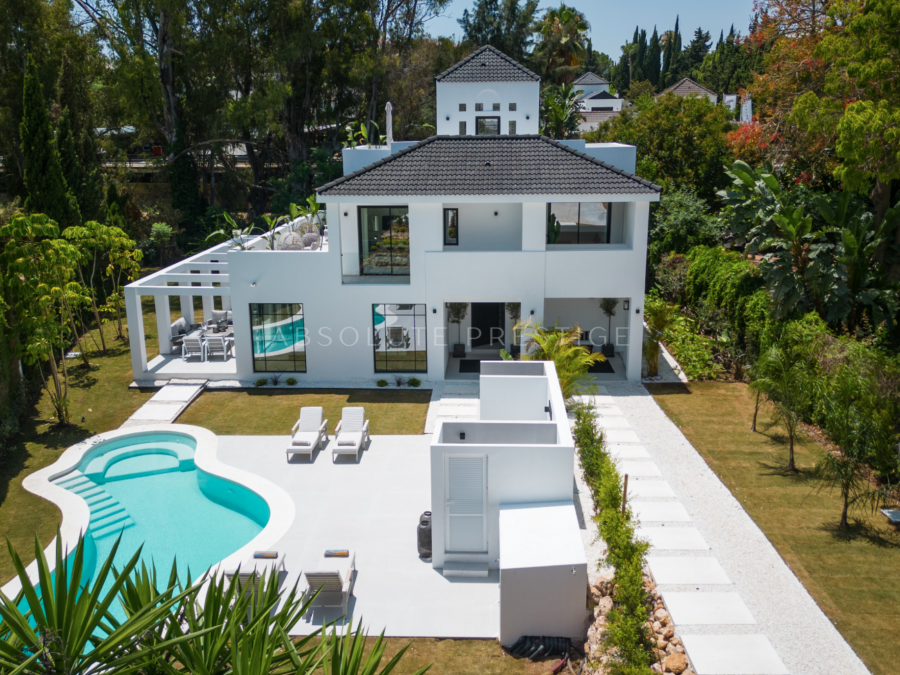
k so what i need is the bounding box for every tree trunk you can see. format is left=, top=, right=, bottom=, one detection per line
left=840, top=494, right=849, bottom=531
left=751, top=390, right=760, bottom=432
left=47, top=348, right=69, bottom=425
left=870, top=178, right=899, bottom=280
left=63, top=297, right=91, bottom=369
left=787, top=432, right=796, bottom=472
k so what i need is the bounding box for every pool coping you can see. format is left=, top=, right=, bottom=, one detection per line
left=1, top=424, right=295, bottom=599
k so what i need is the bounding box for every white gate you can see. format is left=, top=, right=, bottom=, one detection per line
left=445, top=455, right=487, bottom=552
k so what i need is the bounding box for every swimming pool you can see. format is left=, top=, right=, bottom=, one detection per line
left=17, top=427, right=291, bottom=620
left=252, top=318, right=306, bottom=356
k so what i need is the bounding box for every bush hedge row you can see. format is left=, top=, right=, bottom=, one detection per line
left=573, top=403, right=654, bottom=675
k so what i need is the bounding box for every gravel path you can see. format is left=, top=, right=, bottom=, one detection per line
left=577, top=383, right=870, bottom=675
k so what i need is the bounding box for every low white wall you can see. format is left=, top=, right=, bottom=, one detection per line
left=480, top=375, right=550, bottom=421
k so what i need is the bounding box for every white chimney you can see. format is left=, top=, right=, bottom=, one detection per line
left=385, top=102, right=393, bottom=146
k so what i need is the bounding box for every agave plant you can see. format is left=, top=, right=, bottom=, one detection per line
left=515, top=318, right=605, bottom=400
left=0, top=534, right=202, bottom=675
left=322, top=618, right=430, bottom=675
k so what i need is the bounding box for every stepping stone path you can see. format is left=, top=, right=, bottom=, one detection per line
left=121, top=380, right=206, bottom=427
left=584, top=391, right=792, bottom=675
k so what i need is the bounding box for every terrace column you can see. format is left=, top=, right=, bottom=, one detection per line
left=201, top=286, right=214, bottom=323
left=125, top=287, right=148, bottom=379
left=178, top=282, right=195, bottom=324
left=221, top=294, right=232, bottom=311
left=155, top=295, right=173, bottom=355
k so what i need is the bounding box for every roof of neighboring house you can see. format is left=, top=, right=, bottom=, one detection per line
left=317, top=135, right=660, bottom=197
left=585, top=90, right=619, bottom=101
left=573, top=72, right=609, bottom=86
left=434, top=45, right=541, bottom=84
left=659, top=77, right=717, bottom=98
left=578, top=111, right=622, bottom=129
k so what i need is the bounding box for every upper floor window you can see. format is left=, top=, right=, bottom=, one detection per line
left=444, top=208, right=459, bottom=245
left=547, top=202, right=611, bottom=245
left=358, top=206, right=410, bottom=275
left=492, top=102, right=500, bottom=111
left=508, top=120, right=517, bottom=134
left=476, top=117, right=500, bottom=136
left=459, top=121, right=466, bottom=135
left=475, top=102, right=484, bottom=111
left=509, top=102, right=517, bottom=111
left=459, top=103, right=467, bottom=111
left=251, top=303, right=307, bottom=372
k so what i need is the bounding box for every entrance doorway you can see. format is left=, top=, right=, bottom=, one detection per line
left=470, top=303, right=505, bottom=348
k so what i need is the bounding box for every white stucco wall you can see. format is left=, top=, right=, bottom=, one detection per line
left=443, top=203, right=522, bottom=251
left=436, top=81, right=540, bottom=135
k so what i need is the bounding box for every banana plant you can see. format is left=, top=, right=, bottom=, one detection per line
left=0, top=534, right=205, bottom=675
left=322, top=618, right=430, bottom=675
left=206, top=213, right=259, bottom=250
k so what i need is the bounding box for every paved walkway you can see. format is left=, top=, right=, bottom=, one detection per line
left=121, top=381, right=206, bottom=427
left=584, top=383, right=869, bottom=675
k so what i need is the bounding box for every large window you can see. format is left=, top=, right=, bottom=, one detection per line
left=476, top=117, right=500, bottom=135
left=547, top=202, right=611, bottom=244
left=358, top=206, right=410, bottom=275
left=443, top=208, right=458, bottom=245
left=250, top=303, right=307, bottom=372
left=373, top=304, right=427, bottom=373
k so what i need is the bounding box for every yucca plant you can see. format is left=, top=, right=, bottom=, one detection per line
left=515, top=318, right=605, bottom=400
left=322, top=618, right=430, bottom=675
left=0, top=534, right=203, bottom=675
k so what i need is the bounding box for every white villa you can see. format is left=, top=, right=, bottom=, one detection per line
left=124, top=45, right=661, bottom=385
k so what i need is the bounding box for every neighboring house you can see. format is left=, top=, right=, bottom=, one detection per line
left=658, top=77, right=718, bottom=105
left=572, top=71, right=628, bottom=133
left=124, top=48, right=661, bottom=385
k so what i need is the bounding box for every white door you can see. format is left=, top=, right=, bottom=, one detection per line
left=445, top=455, right=488, bottom=552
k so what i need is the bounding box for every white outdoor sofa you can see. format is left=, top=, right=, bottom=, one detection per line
left=332, top=407, right=369, bottom=463
left=286, top=407, right=328, bottom=461
left=303, top=550, right=356, bottom=618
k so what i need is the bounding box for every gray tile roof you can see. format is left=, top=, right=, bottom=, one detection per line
left=573, top=72, right=609, bottom=86
left=317, top=136, right=660, bottom=197
left=659, top=77, right=717, bottom=98
left=434, top=45, right=540, bottom=83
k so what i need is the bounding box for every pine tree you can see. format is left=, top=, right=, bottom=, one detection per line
left=634, top=29, right=647, bottom=82
left=57, top=110, right=81, bottom=207
left=645, top=27, right=661, bottom=89
left=19, top=56, right=80, bottom=228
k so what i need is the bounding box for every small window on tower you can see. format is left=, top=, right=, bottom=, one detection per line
left=475, top=102, right=484, bottom=111
left=492, top=102, right=500, bottom=111
left=459, top=103, right=466, bottom=111
left=508, top=120, right=517, bottom=134
left=509, top=102, right=517, bottom=111
left=459, top=121, right=466, bottom=135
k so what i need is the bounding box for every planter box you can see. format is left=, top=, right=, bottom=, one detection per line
left=601, top=343, right=615, bottom=358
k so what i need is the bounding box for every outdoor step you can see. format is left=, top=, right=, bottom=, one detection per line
left=85, top=492, right=114, bottom=507
left=90, top=499, right=123, bottom=516
left=55, top=473, right=89, bottom=489
left=91, top=518, right=135, bottom=539
left=91, top=510, right=131, bottom=530
left=442, top=562, right=489, bottom=578
left=73, top=485, right=104, bottom=499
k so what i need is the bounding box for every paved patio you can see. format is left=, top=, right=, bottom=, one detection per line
left=217, top=434, right=500, bottom=638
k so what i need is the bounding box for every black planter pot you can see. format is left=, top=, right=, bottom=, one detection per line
left=601, top=343, right=615, bottom=357
left=510, top=344, right=521, bottom=359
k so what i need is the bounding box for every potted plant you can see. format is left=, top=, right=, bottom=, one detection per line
left=505, top=302, right=521, bottom=358
left=599, top=298, right=618, bottom=357
left=448, top=303, right=468, bottom=357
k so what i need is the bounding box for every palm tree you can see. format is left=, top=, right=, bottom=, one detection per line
left=515, top=318, right=605, bottom=401
left=643, top=297, right=676, bottom=377
left=533, top=4, right=589, bottom=84
left=747, top=346, right=810, bottom=472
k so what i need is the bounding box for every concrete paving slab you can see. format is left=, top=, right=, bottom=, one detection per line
left=626, top=480, right=676, bottom=498
left=128, top=403, right=184, bottom=421
left=637, top=527, right=709, bottom=550
left=663, top=592, right=756, bottom=625
left=150, top=384, right=204, bottom=403
left=595, top=417, right=632, bottom=429
left=595, top=405, right=623, bottom=416
left=607, top=444, right=650, bottom=459
left=631, top=501, right=691, bottom=522
left=647, top=557, right=731, bottom=585
left=603, top=429, right=641, bottom=444
left=617, top=461, right=661, bottom=477
left=681, top=635, right=789, bottom=674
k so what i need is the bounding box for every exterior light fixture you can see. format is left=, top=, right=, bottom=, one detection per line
left=343, top=211, right=348, bottom=217
left=636, top=308, right=641, bottom=314
left=432, top=308, right=437, bottom=314
left=623, top=300, right=630, bottom=311
left=494, top=211, right=498, bottom=216
left=460, top=432, right=466, bottom=440
left=530, top=310, right=535, bottom=315
left=526, top=114, right=530, bottom=119
left=446, top=115, right=450, bottom=120
left=250, top=282, right=257, bottom=288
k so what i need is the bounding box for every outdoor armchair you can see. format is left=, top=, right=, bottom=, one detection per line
left=333, top=407, right=369, bottom=462
left=181, top=335, right=205, bottom=362
left=206, top=335, right=234, bottom=361
left=286, top=407, right=328, bottom=461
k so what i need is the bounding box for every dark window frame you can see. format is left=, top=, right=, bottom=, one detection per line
left=372, top=303, right=428, bottom=373
left=508, top=120, right=517, bottom=135
left=475, top=102, right=484, bottom=111
left=443, top=208, right=459, bottom=246
left=491, top=102, right=501, bottom=111
left=357, top=205, right=410, bottom=276
left=509, top=102, right=517, bottom=111
left=459, top=120, right=466, bottom=135
left=546, top=202, right=613, bottom=245
left=475, top=116, right=501, bottom=136
left=250, top=302, right=308, bottom=373
left=459, top=103, right=467, bottom=111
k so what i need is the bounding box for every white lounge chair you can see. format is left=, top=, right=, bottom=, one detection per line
left=182, top=335, right=205, bottom=361
left=286, top=407, right=328, bottom=461
left=303, top=550, right=356, bottom=618
left=387, top=327, right=408, bottom=349
left=206, top=335, right=233, bottom=361
left=224, top=551, right=287, bottom=589
left=332, top=407, right=369, bottom=462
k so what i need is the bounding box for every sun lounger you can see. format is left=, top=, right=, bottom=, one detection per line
left=881, top=508, right=900, bottom=525
left=303, top=550, right=356, bottom=617
left=332, top=407, right=369, bottom=463
left=387, top=326, right=409, bottom=349
left=224, top=551, right=287, bottom=589
left=286, top=407, right=328, bottom=461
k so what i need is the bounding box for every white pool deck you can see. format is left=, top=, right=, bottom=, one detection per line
left=216, top=434, right=499, bottom=638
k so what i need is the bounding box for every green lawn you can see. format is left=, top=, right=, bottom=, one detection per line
left=647, top=381, right=900, bottom=675
left=178, top=388, right=432, bottom=436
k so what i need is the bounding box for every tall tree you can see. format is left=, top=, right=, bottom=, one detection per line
left=682, top=27, right=712, bottom=74
left=19, top=56, right=80, bottom=229
left=458, top=0, right=539, bottom=63
left=531, top=4, right=589, bottom=85
left=644, top=27, right=661, bottom=89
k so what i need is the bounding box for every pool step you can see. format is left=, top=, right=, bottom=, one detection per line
left=53, top=472, right=136, bottom=540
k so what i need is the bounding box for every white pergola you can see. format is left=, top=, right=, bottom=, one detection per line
left=124, top=241, right=234, bottom=378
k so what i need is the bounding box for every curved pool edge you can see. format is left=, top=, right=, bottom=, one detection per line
left=2, top=424, right=295, bottom=599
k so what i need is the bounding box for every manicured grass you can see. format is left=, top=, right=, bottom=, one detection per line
left=178, top=388, right=432, bottom=436
left=647, top=381, right=900, bottom=675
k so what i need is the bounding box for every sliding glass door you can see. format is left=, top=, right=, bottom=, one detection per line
left=358, top=206, right=410, bottom=275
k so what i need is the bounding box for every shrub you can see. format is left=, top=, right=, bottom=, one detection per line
left=270, top=373, right=282, bottom=386
left=376, top=379, right=389, bottom=387
left=408, top=377, right=421, bottom=387
left=254, top=378, right=268, bottom=387
left=285, top=377, right=297, bottom=386
left=654, top=253, right=690, bottom=304
left=663, top=314, right=723, bottom=380
left=394, top=375, right=405, bottom=387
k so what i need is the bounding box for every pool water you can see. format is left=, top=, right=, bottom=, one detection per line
left=53, top=432, right=267, bottom=619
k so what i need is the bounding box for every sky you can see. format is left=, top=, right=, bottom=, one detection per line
left=425, top=0, right=758, bottom=58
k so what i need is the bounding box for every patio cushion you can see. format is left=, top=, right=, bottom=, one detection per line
left=171, top=317, right=188, bottom=337
left=211, top=309, right=233, bottom=324
left=337, top=432, right=362, bottom=447
left=291, top=432, right=317, bottom=447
